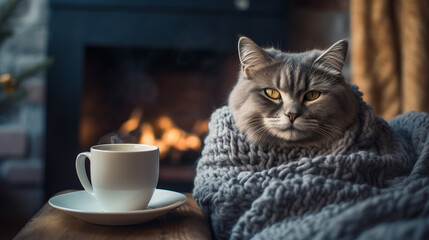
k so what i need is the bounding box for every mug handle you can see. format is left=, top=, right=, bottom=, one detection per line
left=76, top=152, right=95, bottom=196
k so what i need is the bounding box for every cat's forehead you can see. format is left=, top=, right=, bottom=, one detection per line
left=251, top=49, right=331, bottom=93
left=266, top=51, right=321, bottom=77
left=277, top=51, right=322, bottom=65
left=267, top=51, right=325, bottom=94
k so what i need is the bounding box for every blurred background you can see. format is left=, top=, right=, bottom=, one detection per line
left=0, top=0, right=428, bottom=238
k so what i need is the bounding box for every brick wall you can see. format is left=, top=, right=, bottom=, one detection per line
left=0, top=0, right=48, bottom=220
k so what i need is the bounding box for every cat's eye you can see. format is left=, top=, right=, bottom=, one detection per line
left=304, top=91, right=321, bottom=101
left=264, top=88, right=280, bottom=100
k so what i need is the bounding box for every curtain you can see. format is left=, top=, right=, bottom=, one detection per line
left=350, top=0, right=429, bottom=120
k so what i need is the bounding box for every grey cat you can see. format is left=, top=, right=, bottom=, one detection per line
left=229, top=37, right=358, bottom=147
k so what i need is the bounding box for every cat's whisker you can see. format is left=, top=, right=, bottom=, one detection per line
left=314, top=129, right=336, bottom=144
left=312, top=125, right=336, bottom=141
left=249, top=117, right=279, bottom=145
left=251, top=126, right=272, bottom=145
left=246, top=117, right=272, bottom=143
left=315, top=125, right=343, bottom=143
left=252, top=127, right=267, bottom=136
left=260, top=130, right=272, bottom=145
left=322, top=124, right=344, bottom=136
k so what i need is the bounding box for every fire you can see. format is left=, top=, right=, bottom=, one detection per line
left=119, top=108, right=143, bottom=134
left=140, top=123, right=155, bottom=145
left=158, top=116, right=174, bottom=130
left=119, top=108, right=207, bottom=159
left=192, top=119, right=209, bottom=135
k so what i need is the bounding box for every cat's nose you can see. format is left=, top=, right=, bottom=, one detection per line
left=286, top=113, right=298, bottom=122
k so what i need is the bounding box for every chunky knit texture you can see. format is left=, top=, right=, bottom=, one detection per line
left=193, top=86, right=429, bottom=240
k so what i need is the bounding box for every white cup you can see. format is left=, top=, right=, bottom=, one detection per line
left=76, top=144, right=159, bottom=212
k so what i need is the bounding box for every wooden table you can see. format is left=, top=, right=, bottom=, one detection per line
left=14, top=191, right=212, bottom=240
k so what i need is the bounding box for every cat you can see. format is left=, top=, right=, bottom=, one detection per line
left=228, top=37, right=358, bottom=147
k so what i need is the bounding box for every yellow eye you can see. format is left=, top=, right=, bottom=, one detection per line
left=265, top=88, right=280, bottom=99
left=304, top=91, right=321, bottom=101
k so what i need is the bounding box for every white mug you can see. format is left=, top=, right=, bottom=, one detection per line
left=76, top=144, right=159, bottom=212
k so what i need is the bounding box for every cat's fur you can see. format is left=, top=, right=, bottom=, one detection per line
left=229, top=37, right=358, bottom=147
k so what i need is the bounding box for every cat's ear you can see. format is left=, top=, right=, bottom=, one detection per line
left=313, top=39, right=348, bottom=76
left=238, top=36, right=273, bottom=78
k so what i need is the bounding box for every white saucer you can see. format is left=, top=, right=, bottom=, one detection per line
left=48, top=189, right=187, bottom=226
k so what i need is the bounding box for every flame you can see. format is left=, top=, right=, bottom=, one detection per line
left=157, top=116, right=174, bottom=130
left=139, top=123, right=155, bottom=145
left=186, top=135, right=201, bottom=150
left=120, top=108, right=208, bottom=159
left=192, top=119, right=209, bottom=135
left=119, top=108, right=143, bottom=134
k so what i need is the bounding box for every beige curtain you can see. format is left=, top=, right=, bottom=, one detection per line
left=351, top=0, right=429, bottom=120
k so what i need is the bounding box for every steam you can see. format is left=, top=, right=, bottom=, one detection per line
left=98, top=132, right=137, bottom=145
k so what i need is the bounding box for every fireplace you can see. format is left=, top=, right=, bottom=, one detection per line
left=80, top=47, right=236, bottom=191
left=45, top=0, right=287, bottom=198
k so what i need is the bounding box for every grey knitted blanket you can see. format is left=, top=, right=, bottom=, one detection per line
left=193, top=89, right=429, bottom=239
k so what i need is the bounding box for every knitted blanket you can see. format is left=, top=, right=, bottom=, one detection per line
left=193, top=88, right=429, bottom=239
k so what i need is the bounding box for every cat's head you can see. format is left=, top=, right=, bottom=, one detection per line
left=228, top=37, right=358, bottom=147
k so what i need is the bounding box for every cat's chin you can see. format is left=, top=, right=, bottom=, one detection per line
left=276, top=137, right=330, bottom=148
left=275, top=129, right=306, bottom=142
left=253, top=129, right=332, bottom=148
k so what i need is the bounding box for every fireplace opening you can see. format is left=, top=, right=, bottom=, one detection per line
left=80, top=47, right=238, bottom=191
